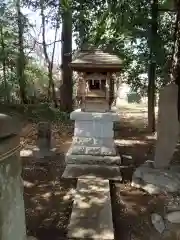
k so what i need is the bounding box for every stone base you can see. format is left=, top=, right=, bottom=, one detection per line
left=63, top=109, right=121, bottom=180
left=62, top=164, right=122, bottom=180
left=132, top=161, right=180, bottom=194
left=68, top=143, right=117, bottom=156
left=67, top=178, right=114, bottom=240
left=66, top=152, right=121, bottom=166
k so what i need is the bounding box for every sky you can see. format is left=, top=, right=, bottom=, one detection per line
left=22, top=7, right=76, bottom=65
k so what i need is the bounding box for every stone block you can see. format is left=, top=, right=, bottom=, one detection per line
left=68, top=144, right=117, bottom=156
left=72, top=137, right=115, bottom=147
left=85, top=146, right=101, bottom=155
left=67, top=178, right=114, bottom=240
left=0, top=115, right=26, bottom=240
left=37, top=122, right=51, bottom=149
left=101, top=146, right=116, bottom=156
left=65, top=153, right=121, bottom=165
left=73, top=137, right=94, bottom=145
left=62, top=164, right=122, bottom=180
left=93, top=137, right=114, bottom=146
left=70, top=109, right=120, bottom=122
left=70, top=146, right=86, bottom=155
left=131, top=161, right=180, bottom=194
left=35, top=122, right=55, bottom=159
left=74, top=123, right=113, bottom=138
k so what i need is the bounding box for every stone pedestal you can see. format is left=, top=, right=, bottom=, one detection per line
left=132, top=161, right=180, bottom=194
left=62, top=109, right=121, bottom=180
left=0, top=114, right=26, bottom=240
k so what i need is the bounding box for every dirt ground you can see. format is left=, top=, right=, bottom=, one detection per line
left=19, top=104, right=177, bottom=240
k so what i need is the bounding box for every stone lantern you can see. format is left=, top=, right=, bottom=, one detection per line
left=62, top=47, right=123, bottom=179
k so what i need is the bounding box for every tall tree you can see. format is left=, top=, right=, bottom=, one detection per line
left=0, top=25, right=9, bottom=102
left=172, top=0, right=180, bottom=120
left=60, top=0, right=73, bottom=112
left=16, top=0, right=28, bottom=104
left=147, top=0, right=158, bottom=132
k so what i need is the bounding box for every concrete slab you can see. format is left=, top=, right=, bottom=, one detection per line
left=62, top=164, right=122, bottom=180
left=67, top=178, right=114, bottom=240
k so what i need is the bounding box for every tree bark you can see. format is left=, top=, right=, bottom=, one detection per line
left=147, top=0, right=158, bottom=132
left=60, top=2, right=73, bottom=113
left=0, top=26, right=10, bottom=103
left=16, top=0, right=28, bottom=104
left=172, top=0, right=180, bottom=121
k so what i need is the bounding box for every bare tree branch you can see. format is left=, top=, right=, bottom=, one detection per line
left=51, top=1, right=61, bottom=64
left=26, top=27, right=42, bottom=55
left=35, top=38, right=61, bottom=46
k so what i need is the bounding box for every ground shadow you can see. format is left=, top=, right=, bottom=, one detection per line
left=22, top=154, right=77, bottom=240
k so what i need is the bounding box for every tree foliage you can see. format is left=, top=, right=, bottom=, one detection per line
left=0, top=0, right=179, bottom=111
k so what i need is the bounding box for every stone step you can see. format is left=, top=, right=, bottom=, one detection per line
left=68, top=144, right=117, bottom=156
left=73, top=136, right=114, bottom=147
left=67, top=178, right=114, bottom=240
left=62, top=164, right=122, bottom=180
left=66, top=153, right=121, bottom=166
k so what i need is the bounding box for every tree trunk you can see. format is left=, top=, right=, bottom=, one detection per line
left=60, top=2, right=73, bottom=113
left=16, top=0, right=28, bottom=104
left=48, top=64, right=58, bottom=107
left=173, top=0, right=180, bottom=120
left=147, top=0, right=158, bottom=132
left=40, top=0, right=58, bottom=107
left=0, top=26, right=10, bottom=103
left=79, top=4, right=86, bottom=48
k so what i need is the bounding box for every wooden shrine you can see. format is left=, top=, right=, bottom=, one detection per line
left=71, top=48, right=123, bottom=112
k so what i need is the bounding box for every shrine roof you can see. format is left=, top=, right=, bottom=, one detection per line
left=70, top=48, right=123, bottom=72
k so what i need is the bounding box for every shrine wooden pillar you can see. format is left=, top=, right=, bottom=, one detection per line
left=81, top=72, right=86, bottom=111
left=109, top=74, right=114, bottom=107
left=106, top=72, right=110, bottom=110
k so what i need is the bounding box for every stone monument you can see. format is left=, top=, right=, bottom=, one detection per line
left=131, top=82, right=180, bottom=239
left=34, top=121, right=55, bottom=159
left=132, top=82, right=180, bottom=194
left=62, top=47, right=123, bottom=179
